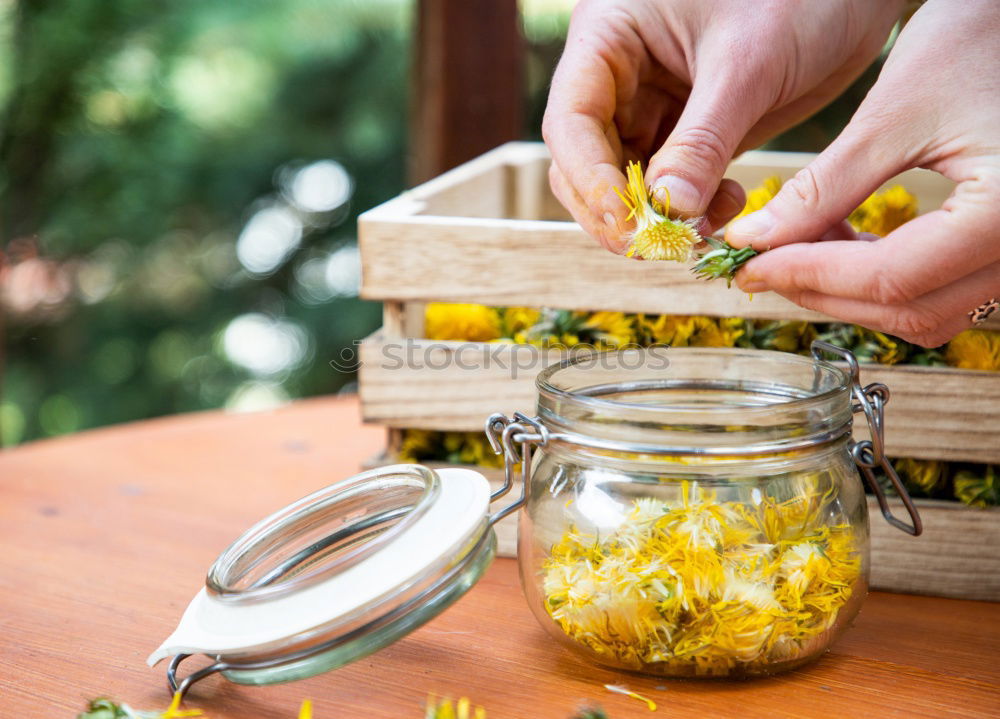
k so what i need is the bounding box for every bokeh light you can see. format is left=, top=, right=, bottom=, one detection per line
left=0, top=402, right=25, bottom=446
left=288, top=160, right=353, bottom=214
left=222, top=312, right=309, bottom=377
left=38, top=394, right=81, bottom=436
left=324, top=244, right=361, bottom=297
left=169, top=47, right=275, bottom=131
left=225, top=380, right=291, bottom=412
left=236, top=205, right=304, bottom=276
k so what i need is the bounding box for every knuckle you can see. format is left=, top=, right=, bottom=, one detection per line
left=783, top=289, right=821, bottom=313
left=888, top=307, right=942, bottom=342
left=868, top=272, right=918, bottom=306
left=908, top=333, right=949, bottom=350
left=663, top=125, right=731, bottom=174
left=779, top=166, right=824, bottom=215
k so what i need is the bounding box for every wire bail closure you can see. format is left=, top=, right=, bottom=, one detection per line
left=484, top=411, right=547, bottom=525
left=811, top=340, right=922, bottom=536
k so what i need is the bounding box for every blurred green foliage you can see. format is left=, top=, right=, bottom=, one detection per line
left=0, top=0, right=882, bottom=446
left=1, top=0, right=412, bottom=445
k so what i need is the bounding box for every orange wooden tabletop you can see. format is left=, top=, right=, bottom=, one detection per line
left=3, top=396, right=999, bottom=719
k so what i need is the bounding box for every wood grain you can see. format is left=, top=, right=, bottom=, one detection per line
left=358, top=334, right=1000, bottom=464
left=359, top=214, right=840, bottom=320
left=359, top=143, right=1000, bottom=331
left=3, top=397, right=999, bottom=717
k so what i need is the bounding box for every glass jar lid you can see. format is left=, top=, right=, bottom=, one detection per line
left=149, top=465, right=496, bottom=693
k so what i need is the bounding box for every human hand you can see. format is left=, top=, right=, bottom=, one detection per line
left=726, top=0, right=1000, bottom=347
left=542, top=0, right=904, bottom=252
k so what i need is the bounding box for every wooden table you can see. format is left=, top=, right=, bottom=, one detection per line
left=4, top=396, right=998, bottom=718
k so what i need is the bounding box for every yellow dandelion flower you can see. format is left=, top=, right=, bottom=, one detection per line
left=778, top=542, right=831, bottom=601
left=399, top=428, right=438, bottom=463
left=753, top=320, right=817, bottom=354
left=816, top=324, right=911, bottom=365
left=859, top=329, right=906, bottom=365
left=945, top=330, right=1000, bottom=371
left=954, top=465, right=999, bottom=508
left=583, top=311, right=637, bottom=348
left=158, top=691, right=205, bottom=719
left=500, top=306, right=542, bottom=338
left=443, top=431, right=470, bottom=462
left=439, top=431, right=504, bottom=469
left=507, top=308, right=590, bottom=348
left=425, top=303, right=501, bottom=341
left=603, top=684, right=657, bottom=711
left=895, top=457, right=947, bottom=495
left=687, top=316, right=745, bottom=348
left=426, top=696, right=486, bottom=719
left=848, top=185, right=918, bottom=236
left=733, top=175, right=783, bottom=221
left=638, top=314, right=698, bottom=346
left=638, top=315, right=744, bottom=348
left=465, top=432, right=505, bottom=469
left=616, top=161, right=701, bottom=261
left=79, top=695, right=206, bottom=719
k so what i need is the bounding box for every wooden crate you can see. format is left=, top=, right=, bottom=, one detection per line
left=358, top=142, right=1000, bottom=600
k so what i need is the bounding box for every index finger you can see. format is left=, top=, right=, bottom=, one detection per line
left=542, top=21, right=634, bottom=242
left=735, top=195, right=1000, bottom=304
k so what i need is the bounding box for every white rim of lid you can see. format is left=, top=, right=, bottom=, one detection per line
left=148, top=466, right=491, bottom=665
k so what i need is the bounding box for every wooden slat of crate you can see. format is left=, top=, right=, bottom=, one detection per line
left=359, top=333, right=1000, bottom=464
left=361, top=215, right=830, bottom=320
left=358, top=332, right=553, bottom=429
left=868, top=498, right=1000, bottom=601
left=361, top=453, right=1000, bottom=602
left=359, top=142, right=1000, bottom=330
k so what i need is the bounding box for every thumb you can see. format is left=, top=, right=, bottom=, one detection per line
left=725, top=111, right=906, bottom=251
left=645, top=76, right=764, bottom=217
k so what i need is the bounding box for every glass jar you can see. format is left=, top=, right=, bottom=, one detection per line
left=154, top=342, right=920, bottom=698
left=492, top=343, right=921, bottom=679
left=151, top=464, right=498, bottom=695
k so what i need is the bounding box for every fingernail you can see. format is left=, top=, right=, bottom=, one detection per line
left=652, top=176, right=701, bottom=216
left=736, top=270, right=771, bottom=294
left=714, top=191, right=745, bottom=220
left=727, top=209, right=775, bottom=246
left=603, top=212, right=629, bottom=253
left=739, top=279, right=768, bottom=294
